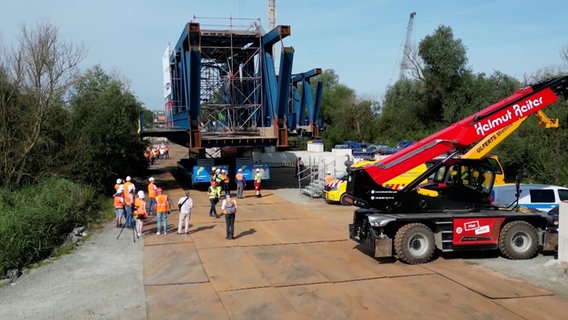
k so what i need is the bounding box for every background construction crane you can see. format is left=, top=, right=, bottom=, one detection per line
left=399, top=11, right=416, bottom=80
left=268, top=0, right=276, bottom=30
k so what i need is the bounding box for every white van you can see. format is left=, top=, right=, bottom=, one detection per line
left=491, top=183, right=568, bottom=212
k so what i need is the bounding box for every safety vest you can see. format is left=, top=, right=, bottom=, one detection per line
left=155, top=194, right=169, bottom=213
left=214, top=173, right=223, bottom=184
left=209, top=186, right=219, bottom=199
left=255, top=173, right=262, bottom=182
left=235, top=173, right=244, bottom=183
left=325, top=175, right=333, bottom=184
left=114, top=195, right=124, bottom=209
left=123, top=182, right=134, bottom=205
left=148, top=182, right=156, bottom=198
left=134, top=198, right=146, bottom=216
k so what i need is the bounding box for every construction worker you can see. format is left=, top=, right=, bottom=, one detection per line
left=221, top=169, right=230, bottom=194
left=210, top=167, right=217, bottom=183
left=155, top=188, right=170, bottom=235
left=134, top=191, right=147, bottom=238
left=208, top=181, right=221, bottom=218
left=123, top=176, right=136, bottom=229
left=147, top=177, right=157, bottom=216
left=221, top=193, right=238, bottom=240
left=325, top=171, right=334, bottom=185
left=113, top=186, right=125, bottom=228
left=214, top=168, right=223, bottom=186
left=295, top=157, right=305, bottom=177
left=114, top=178, right=123, bottom=192
left=177, top=190, right=193, bottom=234
left=254, top=168, right=263, bottom=198
left=235, top=168, right=245, bottom=199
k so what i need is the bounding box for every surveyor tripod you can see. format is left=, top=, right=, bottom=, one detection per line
left=116, top=220, right=136, bottom=243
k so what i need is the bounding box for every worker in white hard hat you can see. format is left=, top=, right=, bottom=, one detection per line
left=114, top=178, right=123, bottom=192
left=221, top=169, right=230, bottom=194
left=214, top=168, right=223, bottom=186
left=133, top=191, right=147, bottom=238
left=325, top=171, right=333, bottom=185
left=235, top=168, right=246, bottom=199
left=113, top=186, right=125, bottom=228
left=254, top=168, right=263, bottom=198
left=123, top=176, right=136, bottom=229
left=147, top=177, right=157, bottom=216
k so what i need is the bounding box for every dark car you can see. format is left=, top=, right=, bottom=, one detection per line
left=544, top=205, right=560, bottom=233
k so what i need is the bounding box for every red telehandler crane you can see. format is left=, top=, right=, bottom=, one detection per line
left=347, top=76, right=568, bottom=264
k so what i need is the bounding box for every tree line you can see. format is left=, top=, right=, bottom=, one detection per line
left=0, top=23, right=152, bottom=193
left=314, top=25, right=568, bottom=185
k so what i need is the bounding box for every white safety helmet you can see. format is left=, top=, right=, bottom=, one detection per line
left=327, top=171, right=331, bottom=174
left=238, top=168, right=242, bottom=172
left=149, top=177, right=155, bottom=182
left=216, top=168, right=220, bottom=173
left=256, top=169, right=260, bottom=172
left=126, top=176, right=132, bottom=181
left=137, top=190, right=145, bottom=198
left=221, top=169, right=226, bottom=173
left=116, top=178, right=122, bottom=184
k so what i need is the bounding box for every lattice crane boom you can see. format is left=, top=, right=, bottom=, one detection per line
left=268, top=0, right=276, bottom=30
left=399, top=11, right=416, bottom=80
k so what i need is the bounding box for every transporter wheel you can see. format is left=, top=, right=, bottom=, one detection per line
left=394, top=223, right=435, bottom=264
left=339, top=193, right=351, bottom=206
left=498, top=221, right=538, bottom=260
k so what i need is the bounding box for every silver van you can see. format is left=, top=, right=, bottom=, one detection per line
left=491, top=183, right=568, bottom=212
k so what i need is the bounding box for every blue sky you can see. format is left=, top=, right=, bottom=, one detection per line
left=1, top=0, right=566, bottom=111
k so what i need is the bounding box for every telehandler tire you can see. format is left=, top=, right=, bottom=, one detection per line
left=394, top=223, right=435, bottom=264
left=498, top=221, right=538, bottom=260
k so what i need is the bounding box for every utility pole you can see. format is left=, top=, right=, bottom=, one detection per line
left=399, top=11, right=416, bottom=80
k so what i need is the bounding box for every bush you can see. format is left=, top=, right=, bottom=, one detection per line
left=0, top=178, right=103, bottom=276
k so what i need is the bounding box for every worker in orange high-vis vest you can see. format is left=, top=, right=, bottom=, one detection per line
left=114, top=186, right=125, bottom=228
left=235, top=168, right=245, bottom=199
left=123, top=176, right=136, bottom=229
left=221, top=169, right=230, bottom=194
left=114, top=178, right=123, bottom=192
left=134, top=191, right=147, bottom=238
left=147, top=177, right=157, bottom=216
left=155, top=188, right=170, bottom=235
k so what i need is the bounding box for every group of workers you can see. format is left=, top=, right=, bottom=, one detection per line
left=144, top=144, right=169, bottom=165
left=113, top=176, right=173, bottom=237
left=112, top=166, right=264, bottom=240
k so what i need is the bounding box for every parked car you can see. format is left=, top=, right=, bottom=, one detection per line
left=491, top=183, right=568, bottom=212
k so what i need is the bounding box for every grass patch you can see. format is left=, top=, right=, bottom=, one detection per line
left=0, top=178, right=107, bottom=278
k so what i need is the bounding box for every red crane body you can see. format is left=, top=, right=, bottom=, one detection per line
left=365, top=77, right=566, bottom=186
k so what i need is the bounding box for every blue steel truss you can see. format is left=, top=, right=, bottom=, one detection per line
left=156, top=18, right=320, bottom=149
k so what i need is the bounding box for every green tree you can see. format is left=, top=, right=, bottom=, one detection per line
left=0, top=22, right=85, bottom=187
left=419, top=25, right=470, bottom=125
left=67, top=65, right=148, bottom=193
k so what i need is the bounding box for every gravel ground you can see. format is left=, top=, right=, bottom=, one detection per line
left=0, top=189, right=567, bottom=319
left=464, top=253, right=568, bottom=298
left=0, top=222, right=146, bottom=320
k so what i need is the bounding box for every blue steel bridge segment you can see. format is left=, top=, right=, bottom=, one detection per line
left=155, top=20, right=320, bottom=150
left=291, top=68, right=323, bottom=135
